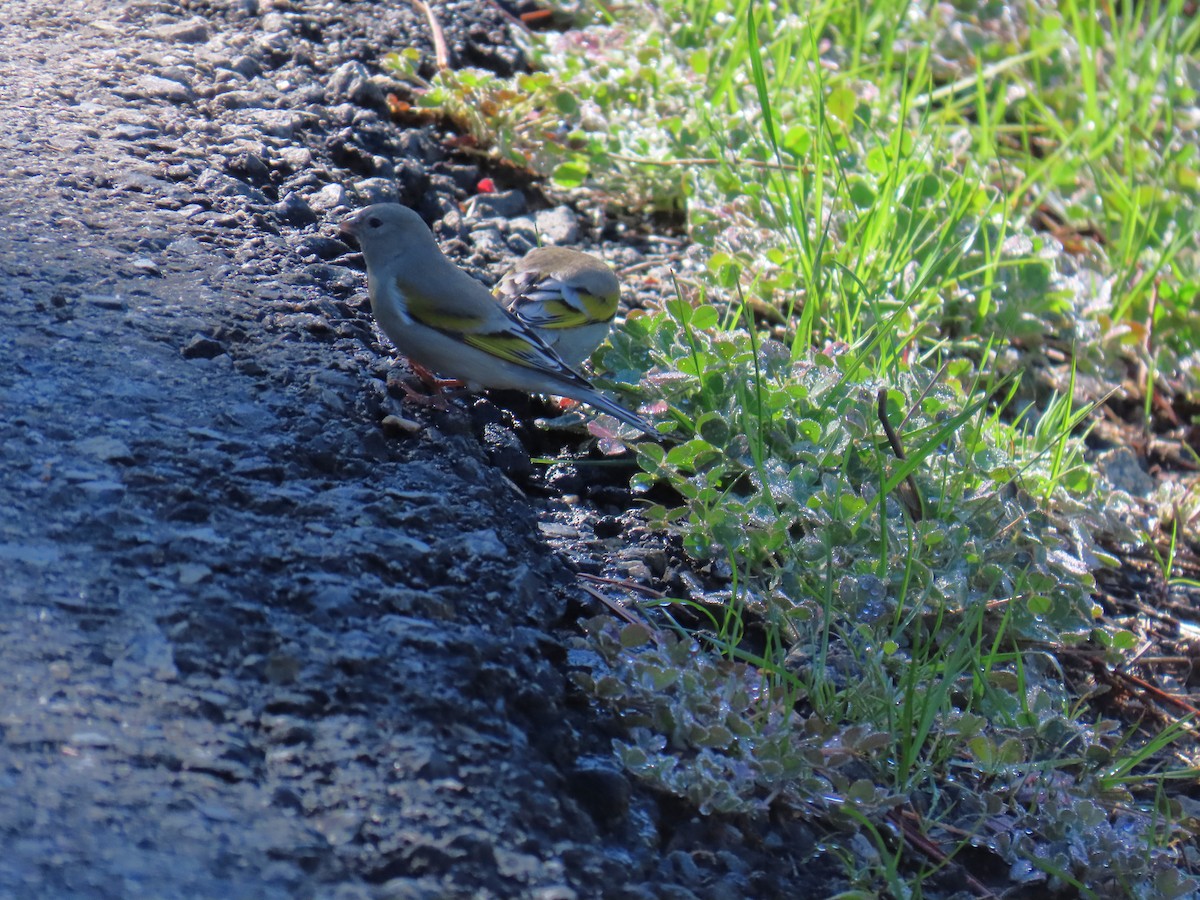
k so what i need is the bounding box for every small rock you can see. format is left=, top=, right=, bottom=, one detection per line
left=546, top=464, right=583, bottom=495
left=213, top=90, right=265, bottom=110
left=130, top=74, right=194, bottom=104
left=1095, top=447, right=1155, bottom=497
left=271, top=191, right=317, bottom=225
left=567, top=764, right=631, bottom=824
left=129, top=257, right=162, bottom=276
left=328, top=61, right=383, bottom=107
left=193, top=211, right=242, bottom=228
left=260, top=12, right=289, bottom=32
left=468, top=189, right=526, bottom=220
left=288, top=83, right=326, bottom=105
left=149, top=17, right=210, bottom=44
left=158, top=64, right=195, bottom=86
left=329, top=129, right=375, bottom=172
left=394, top=160, right=430, bottom=203
left=82, top=294, right=128, bottom=310
left=350, top=107, right=382, bottom=129
left=224, top=150, right=270, bottom=182
left=538, top=522, right=580, bottom=540
left=506, top=232, right=536, bottom=256
left=594, top=516, right=623, bottom=538
left=507, top=216, right=538, bottom=246
left=619, top=559, right=652, bottom=582
left=308, top=182, right=348, bottom=213
left=536, top=206, right=581, bottom=245
left=69, top=732, right=114, bottom=749
left=120, top=630, right=178, bottom=681
left=111, top=122, right=158, bottom=141
left=177, top=563, right=211, bottom=586
left=382, top=414, right=422, bottom=435
left=394, top=130, right=439, bottom=163
left=182, top=334, right=227, bottom=359
left=425, top=174, right=461, bottom=204
left=275, top=146, right=313, bottom=172
left=314, top=810, right=365, bottom=848
left=229, top=54, right=261, bottom=78
left=470, top=227, right=507, bottom=258
left=76, top=436, right=134, bottom=463
left=436, top=162, right=482, bottom=193
left=246, top=109, right=297, bottom=139
left=264, top=654, right=301, bottom=686
left=483, top=423, right=532, bottom=482
left=117, top=170, right=167, bottom=193
left=293, top=235, right=350, bottom=260
left=434, top=207, right=466, bottom=241
left=370, top=155, right=395, bottom=180
left=254, top=34, right=290, bottom=67
left=353, top=177, right=398, bottom=205
left=195, top=167, right=267, bottom=202
left=304, top=264, right=359, bottom=291
left=79, top=480, right=127, bottom=501
left=452, top=529, right=508, bottom=561
left=640, top=549, right=668, bottom=579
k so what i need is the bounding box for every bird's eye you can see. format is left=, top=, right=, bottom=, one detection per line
left=368, top=217, right=382, bottom=228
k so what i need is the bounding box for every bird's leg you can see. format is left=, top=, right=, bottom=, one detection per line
left=387, top=361, right=467, bottom=411
left=395, top=379, right=454, bottom=410
left=410, top=360, right=465, bottom=393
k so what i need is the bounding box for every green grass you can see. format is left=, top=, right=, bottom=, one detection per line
left=385, top=0, right=1200, bottom=893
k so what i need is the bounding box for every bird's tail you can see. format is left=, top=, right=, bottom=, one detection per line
left=573, top=388, right=656, bottom=436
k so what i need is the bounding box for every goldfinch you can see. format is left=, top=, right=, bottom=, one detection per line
left=339, top=204, right=653, bottom=435
left=494, top=246, right=620, bottom=369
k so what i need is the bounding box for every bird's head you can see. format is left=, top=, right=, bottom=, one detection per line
left=339, top=204, right=436, bottom=266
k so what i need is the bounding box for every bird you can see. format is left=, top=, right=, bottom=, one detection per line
left=339, top=203, right=654, bottom=436
left=494, top=246, right=620, bottom=369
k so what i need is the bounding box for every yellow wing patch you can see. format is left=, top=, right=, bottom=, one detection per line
left=463, top=331, right=553, bottom=369
left=519, top=297, right=591, bottom=330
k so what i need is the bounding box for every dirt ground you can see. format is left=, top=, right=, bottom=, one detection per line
left=0, top=1, right=840, bottom=897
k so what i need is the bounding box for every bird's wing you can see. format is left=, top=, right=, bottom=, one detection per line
left=460, top=320, right=590, bottom=387
left=503, top=276, right=616, bottom=331
left=397, top=270, right=591, bottom=383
